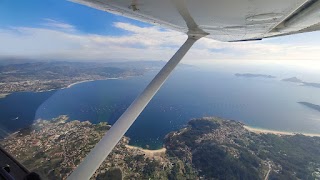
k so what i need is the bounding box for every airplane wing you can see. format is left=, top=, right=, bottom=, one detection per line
left=71, top=0, right=320, bottom=42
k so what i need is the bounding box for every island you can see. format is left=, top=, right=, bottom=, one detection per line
left=282, top=77, right=320, bottom=88
left=1, top=116, right=320, bottom=179
left=298, top=102, right=320, bottom=112
left=282, top=77, right=302, bottom=83
left=302, top=82, right=320, bottom=88
left=235, top=73, right=276, bottom=78
left=234, top=74, right=320, bottom=89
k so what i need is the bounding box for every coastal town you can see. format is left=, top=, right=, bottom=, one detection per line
left=1, top=116, right=320, bottom=179
left=0, top=62, right=144, bottom=95
left=0, top=77, right=104, bottom=95
left=0, top=115, right=171, bottom=179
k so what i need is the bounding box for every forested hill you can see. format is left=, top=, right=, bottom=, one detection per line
left=165, top=117, right=320, bottom=179
left=2, top=116, right=320, bottom=179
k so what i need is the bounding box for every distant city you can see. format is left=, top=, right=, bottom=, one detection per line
left=0, top=61, right=150, bottom=96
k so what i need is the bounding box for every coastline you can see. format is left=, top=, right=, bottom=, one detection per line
left=0, top=76, right=129, bottom=99
left=66, top=80, right=95, bottom=88
left=0, top=93, right=10, bottom=99
left=244, top=125, right=320, bottom=137
left=125, top=144, right=166, bottom=158
left=66, top=78, right=120, bottom=88
left=0, top=79, right=112, bottom=98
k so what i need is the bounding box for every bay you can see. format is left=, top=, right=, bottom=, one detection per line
left=1, top=68, right=320, bottom=149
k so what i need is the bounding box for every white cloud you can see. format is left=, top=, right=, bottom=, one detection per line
left=1, top=19, right=320, bottom=68
left=42, top=18, right=76, bottom=32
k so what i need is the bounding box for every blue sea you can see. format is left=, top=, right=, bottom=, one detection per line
left=1, top=68, right=320, bottom=149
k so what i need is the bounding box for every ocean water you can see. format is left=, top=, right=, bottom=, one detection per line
left=1, top=68, right=320, bottom=149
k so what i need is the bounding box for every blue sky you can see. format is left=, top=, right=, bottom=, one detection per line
left=1, top=0, right=320, bottom=72
left=0, top=0, right=149, bottom=35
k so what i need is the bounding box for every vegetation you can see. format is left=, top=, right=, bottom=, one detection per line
left=2, top=116, right=320, bottom=179
left=165, top=117, right=320, bottom=179
left=96, top=168, right=122, bottom=180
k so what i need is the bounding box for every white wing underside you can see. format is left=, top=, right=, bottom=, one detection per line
left=71, top=0, right=320, bottom=42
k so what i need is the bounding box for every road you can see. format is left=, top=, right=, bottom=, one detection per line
left=264, top=161, right=272, bottom=180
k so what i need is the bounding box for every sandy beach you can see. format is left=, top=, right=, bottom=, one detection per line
left=66, top=80, right=95, bottom=88
left=0, top=93, right=10, bottom=98
left=66, top=78, right=120, bottom=88
left=244, top=125, right=320, bottom=137
left=125, top=145, right=166, bottom=158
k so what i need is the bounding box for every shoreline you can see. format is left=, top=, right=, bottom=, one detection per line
left=0, top=93, right=10, bottom=99
left=66, top=78, right=120, bottom=88
left=66, top=80, right=95, bottom=88
left=244, top=125, right=320, bottom=137
left=125, top=145, right=166, bottom=157
left=0, top=78, right=119, bottom=98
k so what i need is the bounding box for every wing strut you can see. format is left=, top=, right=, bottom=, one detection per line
left=68, top=35, right=202, bottom=180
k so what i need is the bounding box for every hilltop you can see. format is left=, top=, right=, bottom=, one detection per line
left=165, top=117, right=320, bottom=179
left=1, top=116, right=320, bottom=179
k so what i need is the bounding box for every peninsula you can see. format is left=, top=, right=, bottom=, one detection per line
left=1, top=116, right=320, bottom=179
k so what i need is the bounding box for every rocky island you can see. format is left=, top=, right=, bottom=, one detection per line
left=1, top=116, right=320, bottom=179
left=282, top=77, right=303, bottom=83
left=282, top=76, right=320, bottom=88
left=298, top=102, right=320, bottom=112
left=235, top=73, right=276, bottom=78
